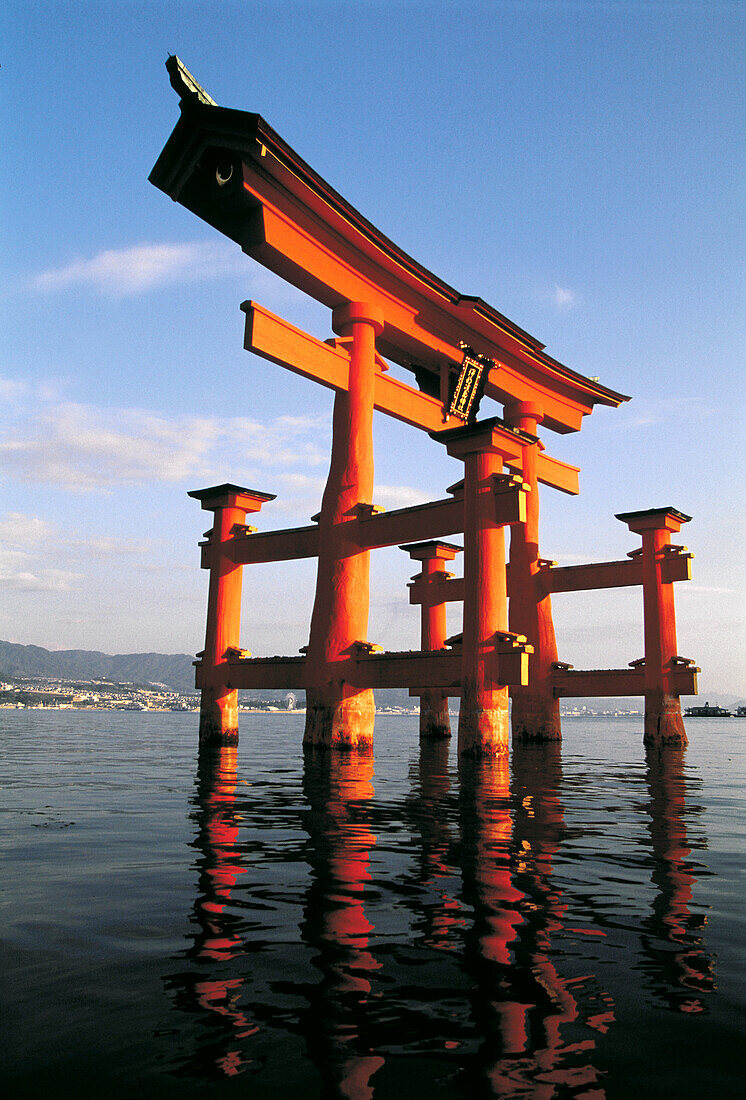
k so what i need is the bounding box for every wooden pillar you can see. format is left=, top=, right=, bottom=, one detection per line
left=504, top=401, right=561, bottom=742
left=189, top=484, right=275, bottom=745
left=402, top=540, right=461, bottom=739
left=617, top=508, right=691, bottom=745
left=437, top=421, right=528, bottom=757
left=304, top=302, right=384, bottom=751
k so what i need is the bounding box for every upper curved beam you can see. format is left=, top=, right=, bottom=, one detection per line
left=150, top=74, right=629, bottom=434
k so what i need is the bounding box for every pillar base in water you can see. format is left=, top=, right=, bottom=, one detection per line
left=198, top=686, right=239, bottom=747
left=419, top=693, right=451, bottom=740
left=644, top=692, right=688, bottom=746
left=303, top=686, right=375, bottom=752
left=458, top=687, right=510, bottom=758
left=511, top=691, right=562, bottom=743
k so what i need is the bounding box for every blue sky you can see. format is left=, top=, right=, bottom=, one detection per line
left=1, top=1, right=743, bottom=695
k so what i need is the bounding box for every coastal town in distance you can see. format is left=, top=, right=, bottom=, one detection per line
left=3, top=674, right=743, bottom=718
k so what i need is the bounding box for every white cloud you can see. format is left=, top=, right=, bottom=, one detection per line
left=553, top=284, right=578, bottom=310
left=32, top=242, right=244, bottom=297
left=0, top=564, right=82, bottom=592
left=273, top=472, right=327, bottom=493
left=0, top=512, right=55, bottom=546
left=0, top=379, right=28, bottom=402
left=374, top=485, right=434, bottom=510
left=78, top=536, right=163, bottom=558
left=223, top=416, right=328, bottom=468
left=0, top=402, right=330, bottom=493
left=0, top=403, right=220, bottom=491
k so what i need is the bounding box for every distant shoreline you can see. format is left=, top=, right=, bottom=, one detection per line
left=0, top=706, right=685, bottom=718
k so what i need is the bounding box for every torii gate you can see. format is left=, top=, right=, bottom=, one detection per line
left=150, top=59, right=698, bottom=756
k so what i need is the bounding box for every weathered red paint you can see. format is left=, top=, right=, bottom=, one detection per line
left=403, top=540, right=461, bottom=738
left=304, top=303, right=384, bottom=752
left=504, top=401, right=561, bottom=742
left=617, top=508, right=691, bottom=745
left=189, top=485, right=274, bottom=744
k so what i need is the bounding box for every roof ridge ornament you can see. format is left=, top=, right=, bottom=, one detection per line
left=165, top=55, right=218, bottom=107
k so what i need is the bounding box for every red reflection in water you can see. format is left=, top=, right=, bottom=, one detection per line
left=459, top=745, right=614, bottom=1096
left=301, top=751, right=384, bottom=1099
left=191, top=746, right=255, bottom=1077
left=644, top=745, right=716, bottom=1013
left=410, top=738, right=467, bottom=949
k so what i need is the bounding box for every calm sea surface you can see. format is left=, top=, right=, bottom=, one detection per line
left=1, top=712, right=743, bottom=1099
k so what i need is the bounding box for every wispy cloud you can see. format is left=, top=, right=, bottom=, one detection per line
left=0, top=511, right=178, bottom=600
left=0, top=566, right=82, bottom=592
left=0, top=517, right=83, bottom=591
left=31, top=242, right=244, bottom=297
left=553, top=284, right=579, bottom=310
left=374, top=485, right=434, bottom=510
left=0, top=512, right=55, bottom=545
left=0, top=402, right=328, bottom=493
left=78, top=536, right=163, bottom=558
left=0, top=378, right=28, bottom=402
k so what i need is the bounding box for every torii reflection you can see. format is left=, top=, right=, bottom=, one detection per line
left=299, top=749, right=385, bottom=1099
left=165, top=735, right=715, bottom=1094
left=457, top=745, right=614, bottom=1097
left=641, top=745, right=715, bottom=1013
left=406, top=737, right=464, bottom=950
left=168, top=746, right=256, bottom=1079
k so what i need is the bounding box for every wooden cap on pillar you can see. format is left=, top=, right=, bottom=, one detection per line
left=503, top=400, right=545, bottom=427
left=399, top=540, right=462, bottom=562
left=616, top=507, right=692, bottom=535
left=188, top=483, right=277, bottom=513
left=332, top=301, right=385, bottom=336
left=431, top=416, right=537, bottom=462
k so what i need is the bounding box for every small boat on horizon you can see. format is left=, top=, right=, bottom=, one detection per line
left=684, top=701, right=732, bottom=717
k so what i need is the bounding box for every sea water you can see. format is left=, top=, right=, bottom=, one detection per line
left=1, top=711, right=743, bottom=1098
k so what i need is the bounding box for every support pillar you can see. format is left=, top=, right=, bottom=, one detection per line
left=504, top=401, right=561, bottom=742
left=402, top=540, right=461, bottom=739
left=189, top=484, right=275, bottom=745
left=436, top=421, right=529, bottom=757
left=304, top=302, right=385, bottom=751
left=617, top=508, right=691, bottom=745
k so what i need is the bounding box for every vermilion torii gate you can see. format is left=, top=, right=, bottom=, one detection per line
left=151, top=59, right=698, bottom=755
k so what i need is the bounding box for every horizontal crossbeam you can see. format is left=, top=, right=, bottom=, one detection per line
left=552, top=666, right=698, bottom=698
left=196, top=635, right=531, bottom=691
left=540, top=552, right=692, bottom=594
left=218, top=523, right=319, bottom=566
left=225, top=483, right=524, bottom=566
left=243, top=302, right=580, bottom=495
left=408, top=575, right=465, bottom=606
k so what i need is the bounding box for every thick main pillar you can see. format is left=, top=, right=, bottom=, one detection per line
left=403, top=540, right=461, bottom=739
left=304, top=302, right=384, bottom=751
left=437, top=421, right=528, bottom=757
left=617, top=508, right=691, bottom=745
left=189, top=484, right=275, bottom=745
left=460, top=446, right=510, bottom=755
left=504, top=401, right=561, bottom=742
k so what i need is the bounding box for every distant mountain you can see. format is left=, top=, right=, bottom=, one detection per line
left=2, top=642, right=739, bottom=711
left=0, top=641, right=196, bottom=693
